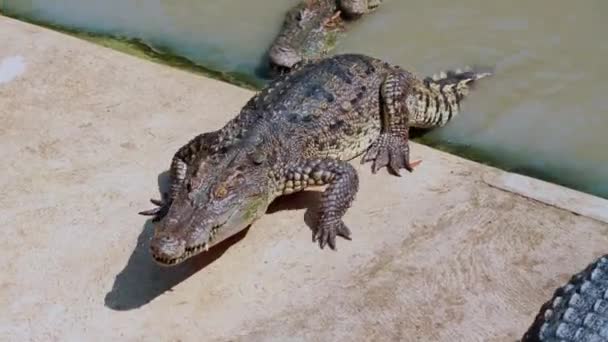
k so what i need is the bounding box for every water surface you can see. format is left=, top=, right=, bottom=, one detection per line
left=3, top=0, right=607, bottom=198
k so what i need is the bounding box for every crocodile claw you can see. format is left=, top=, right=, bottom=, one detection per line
left=313, top=220, right=352, bottom=250
left=149, top=198, right=164, bottom=206
left=362, top=133, right=418, bottom=176
left=138, top=193, right=171, bottom=222
left=323, top=10, right=342, bottom=29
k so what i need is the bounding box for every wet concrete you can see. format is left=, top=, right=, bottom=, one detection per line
left=1, top=16, right=608, bottom=342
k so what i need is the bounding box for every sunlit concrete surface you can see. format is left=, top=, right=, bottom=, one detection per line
left=1, top=16, right=608, bottom=342
left=0, top=55, right=26, bottom=84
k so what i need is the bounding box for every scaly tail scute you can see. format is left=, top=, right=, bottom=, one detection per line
left=407, top=66, right=493, bottom=129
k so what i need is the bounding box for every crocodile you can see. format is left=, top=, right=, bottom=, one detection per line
left=521, top=254, right=608, bottom=342
left=268, top=0, right=383, bottom=75
left=139, top=53, right=492, bottom=266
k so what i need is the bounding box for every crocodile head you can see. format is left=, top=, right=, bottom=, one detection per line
left=339, top=0, right=383, bottom=18
left=268, top=0, right=340, bottom=75
left=149, top=151, right=272, bottom=266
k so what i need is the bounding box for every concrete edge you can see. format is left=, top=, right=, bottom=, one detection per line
left=0, top=13, right=263, bottom=90
left=482, top=170, right=608, bottom=224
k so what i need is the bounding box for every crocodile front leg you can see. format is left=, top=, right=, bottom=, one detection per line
left=283, top=158, right=359, bottom=250
left=362, top=72, right=420, bottom=175
left=323, top=9, right=342, bottom=29
left=139, top=131, right=220, bottom=221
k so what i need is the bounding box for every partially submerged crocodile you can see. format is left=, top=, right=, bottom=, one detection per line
left=521, top=254, right=608, bottom=341
left=139, top=53, right=491, bottom=266
left=268, top=0, right=382, bottom=75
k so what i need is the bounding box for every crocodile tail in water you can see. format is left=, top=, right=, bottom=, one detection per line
left=407, top=66, right=492, bottom=129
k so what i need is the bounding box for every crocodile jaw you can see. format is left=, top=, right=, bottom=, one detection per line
left=149, top=194, right=269, bottom=266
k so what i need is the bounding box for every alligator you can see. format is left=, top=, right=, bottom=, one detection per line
left=521, top=254, right=608, bottom=342
left=268, top=0, right=383, bottom=75
left=139, top=53, right=492, bottom=266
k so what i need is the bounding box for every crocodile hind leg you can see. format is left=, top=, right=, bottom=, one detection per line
left=361, top=72, right=420, bottom=175
left=139, top=131, right=219, bottom=221
left=284, top=158, right=359, bottom=250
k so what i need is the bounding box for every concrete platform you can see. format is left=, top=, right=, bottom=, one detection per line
left=1, top=16, right=608, bottom=342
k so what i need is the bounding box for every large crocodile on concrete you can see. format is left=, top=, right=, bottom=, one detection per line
left=521, top=254, right=608, bottom=342
left=139, top=53, right=491, bottom=266
left=267, top=0, right=382, bottom=75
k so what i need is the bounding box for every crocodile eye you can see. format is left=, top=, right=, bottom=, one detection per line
left=249, top=151, right=266, bottom=165
left=214, top=185, right=228, bottom=199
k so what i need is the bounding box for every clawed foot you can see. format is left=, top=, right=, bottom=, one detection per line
left=313, top=218, right=352, bottom=250
left=138, top=193, right=171, bottom=222
left=361, top=133, right=420, bottom=175
left=323, top=10, right=343, bottom=29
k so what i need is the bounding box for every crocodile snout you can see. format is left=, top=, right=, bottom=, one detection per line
left=269, top=44, right=302, bottom=69
left=149, top=234, right=186, bottom=266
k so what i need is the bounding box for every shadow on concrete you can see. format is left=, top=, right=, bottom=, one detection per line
left=267, top=190, right=322, bottom=242
left=105, top=173, right=324, bottom=311
left=104, top=220, right=250, bottom=311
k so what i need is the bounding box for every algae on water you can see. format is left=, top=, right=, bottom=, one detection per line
left=1, top=11, right=264, bottom=91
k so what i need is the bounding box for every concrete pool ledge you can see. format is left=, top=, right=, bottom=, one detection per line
left=2, top=15, right=608, bottom=341
left=483, top=170, right=608, bottom=224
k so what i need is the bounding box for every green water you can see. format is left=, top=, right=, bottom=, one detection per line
left=2, top=0, right=607, bottom=198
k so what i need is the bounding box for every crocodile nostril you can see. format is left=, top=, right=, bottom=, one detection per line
left=151, top=235, right=177, bottom=249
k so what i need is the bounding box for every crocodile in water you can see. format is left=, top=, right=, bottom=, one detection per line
left=268, top=0, right=383, bottom=75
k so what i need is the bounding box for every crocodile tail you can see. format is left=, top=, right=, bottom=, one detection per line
left=408, top=66, right=492, bottom=129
